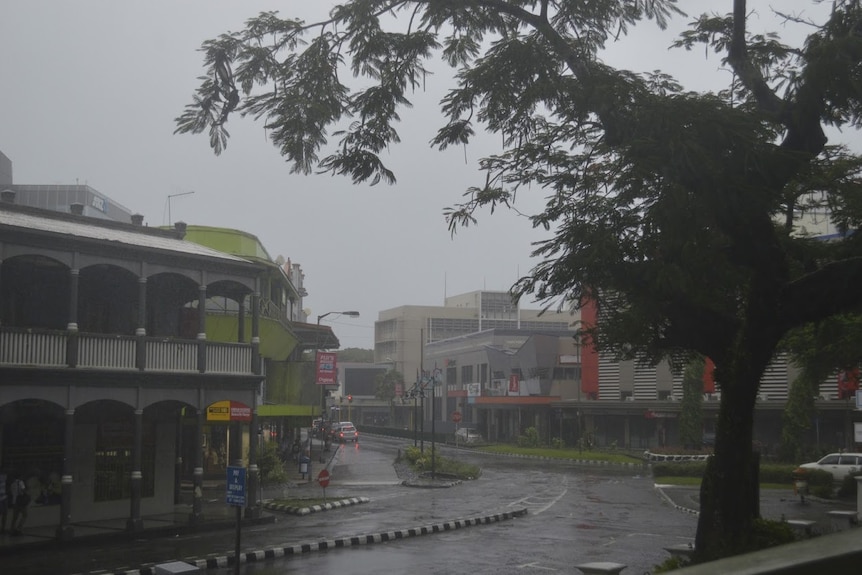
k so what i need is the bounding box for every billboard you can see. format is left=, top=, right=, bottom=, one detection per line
left=316, top=351, right=338, bottom=385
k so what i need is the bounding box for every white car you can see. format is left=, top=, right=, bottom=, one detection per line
left=798, top=453, right=862, bottom=482
left=455, top=427, right=483, bottom=444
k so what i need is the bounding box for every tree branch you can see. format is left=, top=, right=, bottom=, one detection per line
left=781, top=256, right=862, bottom=329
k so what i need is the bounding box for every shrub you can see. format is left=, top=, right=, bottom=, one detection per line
left=551, top=437, right=565, bottom=449
left=838, top=471, right=860, bottom=499
left=258, top=441, right=289, bottom=486
left=517, top=427, right=540, bottom=448
left=653, top=555, right=688, bottom=573
left=746, top=518, right=795, bottom=552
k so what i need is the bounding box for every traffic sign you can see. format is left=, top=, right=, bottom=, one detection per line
left=317, top=469, right=331, bottom=488
left=451, top=411, right=462, bottom=423
left=226, top=466, right=247, bottom=506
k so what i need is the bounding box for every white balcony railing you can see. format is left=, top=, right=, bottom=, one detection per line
left=146, top=339, right=198, bottom=372
left=0, top=328, right=254, bottom=375
left=0, top=329, right=66, bottom=366
left=78, top=334, right=136, bottom=369
left=206, top=342, right=253, bottom=374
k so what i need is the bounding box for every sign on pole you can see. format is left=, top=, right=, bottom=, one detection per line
left=226, top=466, right=247, bottom=507
left=316, top=351, right=338, bottom=385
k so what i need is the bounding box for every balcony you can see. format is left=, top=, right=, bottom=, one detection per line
left=0, top=327, right=253, bottom=375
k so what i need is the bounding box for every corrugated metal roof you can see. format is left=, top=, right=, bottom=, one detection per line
left=0, top=209, right=250, bottom=263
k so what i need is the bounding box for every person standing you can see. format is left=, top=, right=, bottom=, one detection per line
left=9, top=475, right=29, bottom=536
left=0, top=468, right=8, bottom=534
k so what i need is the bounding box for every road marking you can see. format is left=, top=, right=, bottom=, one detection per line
left=509, top=488, right=568, bottom=515
left=517, top=561, right=558, bottom=570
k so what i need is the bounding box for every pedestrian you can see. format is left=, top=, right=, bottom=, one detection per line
left=0, top=467, right=8, bottom=534
left=9, top=475, right=30, bottom=536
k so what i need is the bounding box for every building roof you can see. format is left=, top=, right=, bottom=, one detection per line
left=0, top=204, right=250, bottom=263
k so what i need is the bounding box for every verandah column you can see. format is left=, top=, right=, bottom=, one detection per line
left=66, top=266, right=79, bottom=367
left=197, top=283, right=207, bottom=373
left=190, top=405, right=205, bottom=524
left=56, top=407, right=75, bottom=540
left=246, top=405, right=260, bottom=518
left=135, top=274, right=147, bottom=370
left=126, top=408, right=144, bottom=532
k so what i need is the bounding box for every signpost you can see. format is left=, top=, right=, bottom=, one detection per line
left=317, top=469, right=330, bottom=503
left=451, top=411, right=462, bottom=423
left=226, top=466, right=246, bottom=575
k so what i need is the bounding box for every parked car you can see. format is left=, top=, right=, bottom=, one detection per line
left=455, top=427, right=483, bottom=444
left=797, top=452, right=862, bottom=482
left=333, top=421, right=359, bottom=443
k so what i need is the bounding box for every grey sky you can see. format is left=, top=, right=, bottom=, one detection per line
left=0, top=1, right=850, bottom=349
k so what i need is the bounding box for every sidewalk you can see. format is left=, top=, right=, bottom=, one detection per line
left=0, top=480, right=274, bottom=557
left=0, top=437, right=337, bottom=556
left=655, top=483, right=859, bottom=536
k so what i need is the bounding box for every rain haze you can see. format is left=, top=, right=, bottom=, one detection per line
left=0, top=0, right=849, bottom=349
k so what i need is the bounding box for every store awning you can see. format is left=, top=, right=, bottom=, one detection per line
left=258, top=404, right=321, bottom=417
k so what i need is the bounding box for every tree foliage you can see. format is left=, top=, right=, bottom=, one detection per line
left=336, top=347, right=374, bottom=363
left=374, top=368, right=403, bottom=402
left=178, top=0, right=862, bottom=562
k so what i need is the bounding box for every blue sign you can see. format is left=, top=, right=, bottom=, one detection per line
left=226, top=466, right=246, bottom=506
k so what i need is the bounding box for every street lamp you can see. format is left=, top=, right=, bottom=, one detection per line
left=316, top=310, right=360, bottom=423
left=317, top=310, right=360, bottom=324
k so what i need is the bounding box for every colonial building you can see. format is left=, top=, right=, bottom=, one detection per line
left=0, top=192, right=337, bottom=538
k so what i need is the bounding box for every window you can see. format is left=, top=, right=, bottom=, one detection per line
left=461, top=365, right=474, bottom=383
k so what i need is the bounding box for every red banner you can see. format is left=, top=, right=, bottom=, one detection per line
left=508, top=374, right=520, bottom=394
left=316, top=351, right=338, bottom=385
left=838, top=368, right=859, bottom=399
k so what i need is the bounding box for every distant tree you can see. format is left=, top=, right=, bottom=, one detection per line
left=177, top=0, right=862, bottom=562
left=336, top=348, right=374, bottom=363
left=778, top=314, right=862, bottom=458
left=778, top=371, right=818, bottom=463
left=375, top=368, right=404, bottom=424
left=679, top=357, right=705, bottom=450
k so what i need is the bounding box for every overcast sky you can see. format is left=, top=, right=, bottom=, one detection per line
left=0, top=1, right=849, bottom=349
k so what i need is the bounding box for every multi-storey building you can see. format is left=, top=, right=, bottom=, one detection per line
left=374, top=290, right=577, bottom=383
left=0, top=153, right=335, bottom=537
left=377, top=293, right=857, bottom=453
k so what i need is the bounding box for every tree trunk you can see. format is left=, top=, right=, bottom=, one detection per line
left=694, top=376, right=761, bottom=561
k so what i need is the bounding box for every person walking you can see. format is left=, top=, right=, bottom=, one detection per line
left=9, top=475, right=30, bottom=536
left=0, top=468, right=8, bottom=534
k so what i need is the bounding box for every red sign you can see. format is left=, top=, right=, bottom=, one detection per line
left=317, top=469, right=330, bottom=488
left=316, top=351, right=338, bottom=385
left=206, top=400, right=252, bottom=422
left=451, top=411, right=462, bottom=423
left=508, top=375, right=520, bottom=394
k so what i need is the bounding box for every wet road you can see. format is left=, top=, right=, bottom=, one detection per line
left=7, top=436, right=849, bottom=574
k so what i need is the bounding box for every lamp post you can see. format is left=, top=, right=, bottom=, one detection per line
left=317, top=310, right=360, bottom=325
left=316, top=311, right=360, bottom=423
left=430, top=368, right=441, bottom=479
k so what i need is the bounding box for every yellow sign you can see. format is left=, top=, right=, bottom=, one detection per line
left=206, top=400, right=252, bottom=421
left=207, top=401, right=231, bottom=421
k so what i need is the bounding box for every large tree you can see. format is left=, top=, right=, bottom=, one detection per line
left=176, top=0, right=862, bottom=562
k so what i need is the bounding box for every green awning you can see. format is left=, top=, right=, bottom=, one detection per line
left=257, top=404, right=320, bottom=417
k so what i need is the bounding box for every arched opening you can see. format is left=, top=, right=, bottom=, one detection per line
left=0, top=255, right=69, bottom=329
left=79, top=264, right=138, bottom=335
